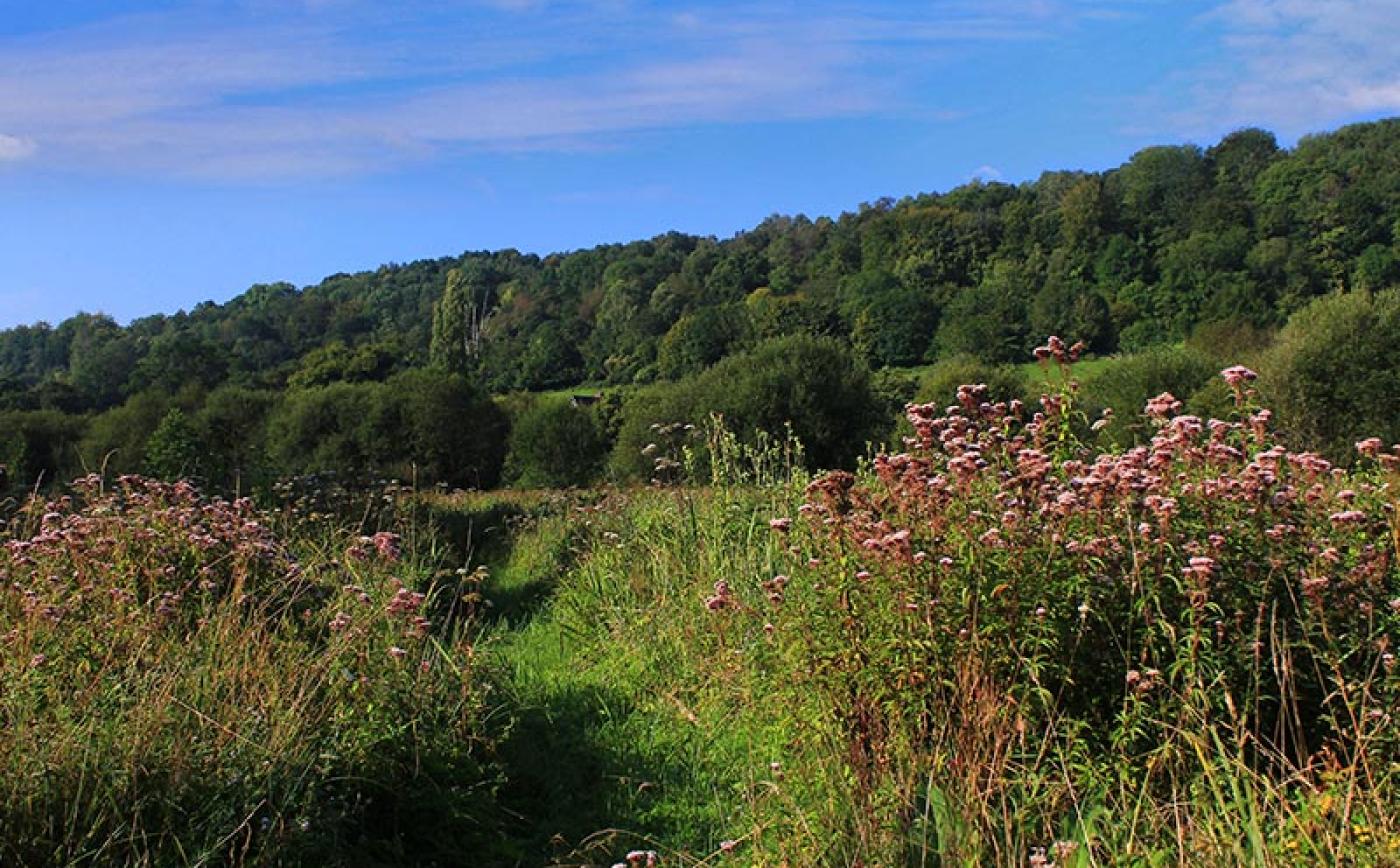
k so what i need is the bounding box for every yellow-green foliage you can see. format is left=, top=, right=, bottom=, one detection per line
left=1261, top=288, right=1400, bottom=460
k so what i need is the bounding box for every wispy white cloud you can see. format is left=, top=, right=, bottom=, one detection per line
left=1156, top=0, right=1400, bottom=137
left=0, top=133, right=37, bottom=162
left=970, top=164, right=1004, bottom=181
left=0, top=1, right=1147, bottom=180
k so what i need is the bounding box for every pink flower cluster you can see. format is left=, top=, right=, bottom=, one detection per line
left=2, top=475, right=297, bottom=630
left=777, top=348, right=1398, bottom=707
left=385, top=579, right=432, bottom=637
left=1221, top=365, right=1257, bottom=388
left=1032, top=335, right=1086, bottom=364
left=705, top=580, right=734, bottom=611
left=346, top=531, right=402, bottom=563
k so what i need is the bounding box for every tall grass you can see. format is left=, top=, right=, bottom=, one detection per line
left=479, top=350, right=1399, bottom=865
left=4, top=348, right=1398, bottom=866
left=0, top=475, right=494, bottom=865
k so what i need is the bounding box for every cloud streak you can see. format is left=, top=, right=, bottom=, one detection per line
left=0, top=1, right=1122, bottom=180
left=1160, top=0, right=1400, bottom=137
left=0, top=134, right=37, bottom=162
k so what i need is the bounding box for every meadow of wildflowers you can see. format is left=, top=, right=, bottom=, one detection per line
left=740, top=342, right=1399, bottom=862
left=2, top=339, right=1397, bottom=866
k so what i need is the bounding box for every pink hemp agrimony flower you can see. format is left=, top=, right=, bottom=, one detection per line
left=1182, top=556, right=1216, bottom=581
left=704, top=580, right=733, bottom=612
left=768, top=517, right=792, bottom=532
left=1220, top=366, right=1258, bottom=388
left=1144, top=392, right=1182, bottom=419
left=371, top=531, right=401, bottom=561
left=1356, top=437, right=1384, bottom=457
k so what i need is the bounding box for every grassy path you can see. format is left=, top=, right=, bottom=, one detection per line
left=440, top=493, right=737, bottom=866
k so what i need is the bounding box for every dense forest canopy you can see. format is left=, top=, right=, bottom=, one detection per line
left=3, top=118, right=1400, bottom=491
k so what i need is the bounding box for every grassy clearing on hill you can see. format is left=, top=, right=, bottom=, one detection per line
left=527, top=383, right=612, bottom=404
left=893, top=355, right=1118, bottom=392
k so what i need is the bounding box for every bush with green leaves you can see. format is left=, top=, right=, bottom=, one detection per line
left=1079, top=344, right=1216, bottom=445
left=266, top=381, right=382, bottom=476
left=1184, top=317, right=1276, bottom=365
left=267, top=368, right=508, bottom=490
left=1261, top=288, right=1400, bottom=459
left=611, top=334, right=885, bottom=479
left=914, top=353, right=1026, bottom=407
left=0, top=410, right=86, bottom=496
left=505, top=398, right=609, bottom=488
left=194, top=385, right=280, bottom=493
left=79, top=390, right=178, bottom=478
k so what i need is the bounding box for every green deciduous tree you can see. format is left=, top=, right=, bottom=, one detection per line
left=431, top=266, right=495, bottom=374
left=657, top=306, right=750, bottom=379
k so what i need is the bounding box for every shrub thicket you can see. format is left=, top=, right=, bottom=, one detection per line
left=914, top=353, right=1026, bottom=406
left=1079, top=344, right=1216, bottom=444
left=611, top=334, right=885, bottom=479
left=1261, top=288, right=1400, bottom=459
left=0, top=410, right=86, bottom=496
left=79, top=390, right=178, bottom=477
left=267, top=369, right=508, bottom=490
left=506, top=399, right=609, bottom=488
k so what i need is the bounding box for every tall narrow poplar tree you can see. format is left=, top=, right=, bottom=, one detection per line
left=430, top=267, right=472, bottom=373
left=431, top=265, right=496, bottom=374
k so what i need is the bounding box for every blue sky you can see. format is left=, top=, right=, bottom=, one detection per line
left=1, top=0, right=1398, bottom=328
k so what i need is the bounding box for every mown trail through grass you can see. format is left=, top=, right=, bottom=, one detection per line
left=439, top=491, right=752, bottom=866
